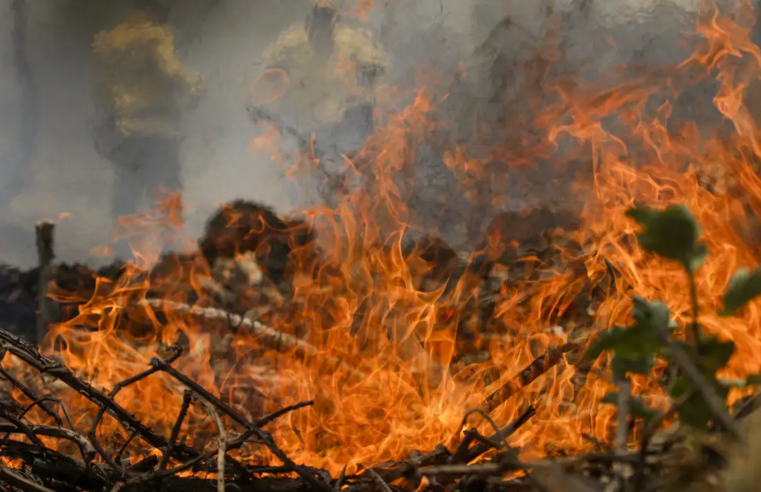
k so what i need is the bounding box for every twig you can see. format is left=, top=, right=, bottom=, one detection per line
left=686, top=269, right=701, bottom=344
left=35, top=220, right=56, bottom=347
left=90, top=346, right=183, bottom=438
left=0, top=364, right=62, bottom=427
left=255, top=400, right=314, bottom=428
left=448, top=407, right=541, bottom=490
left=346, top=409, right=539, bottom=492
left=0, top=409, right=44, bottom=448
left=0, top=423, right=95, bottom=462
left=335, top=465, right=348, bottom=490
left=140, top=299, right=366, bottom=381
left=1, top=438, right=110, bottom=489
left=633, top=389, right=695, bottom=491
left=89, top=429, right=125, bottom=476
left=126, top=450, right=212, bottom=486
left=87, top=347, right=184, bottom=467
left=464, top=406, right=536, bottom=464
left=0, top=328, right=200, bottom=461
left=18, top=397, right=75, bottom=432
left=150, top=358, right=253, bottom=430
left=608, top=379, right=631, bottom=492
left=197, top=278, right=239, bottom=307
left=367, top=469, right=392, bottom=492
left=614, top=379, right=631, bottom=453
left=159, top=390, right=193, bottom=471
left=126, top=456, right=158, bottom=474
left=479, top=343, right=582, bottom=414
left=0, top=463, right=54, bottom=492
left=126, top=401, right=316, bottom=487
left=451, top=429, right=479, bottom=465
left=451, top=409, right=508, bottom=464
left=731, top=390, right=761, bottom=421
left=149, top=356, right=331, bottom=492
left=358, top=446, right=451, bottom=487
left=199, top=399, right=226, bottom=492
left=419, top=462, right=500, bottom=477
left=655, top=328, right=743, bottom=442
left=114, top=429, right=138, bottom=464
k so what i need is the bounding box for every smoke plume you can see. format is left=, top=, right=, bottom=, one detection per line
left=0, top=0, right=722, bottom=266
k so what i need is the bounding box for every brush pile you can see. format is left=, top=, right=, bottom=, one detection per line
left=0, top=199, right=753, bottom=492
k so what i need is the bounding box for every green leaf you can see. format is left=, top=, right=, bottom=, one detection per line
left=626, top=205, right=707, bottom=272
left=602, top=392, right=658, bottom=422
left=586, top=327, right=629, bottom=361
left=586, top=326, right=653, bottom=361
left=670, top=374, right=730, bottom=431
left=612, top=355, right=654, bottom=381
left=586, top=323, right=662, bottom=362
left=696, top=335, right=735, bottom=376
left=719, top=267, right=761, bottom=317
left=631, top=297, right=673, bottom=332
left=586, top=297, right=671, bottom=365
left=670, top=377, right=711, bottom=430
left=745, top=373, right=761, bottom=386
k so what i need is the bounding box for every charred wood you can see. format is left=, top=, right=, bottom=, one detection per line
left=34, top=221, right=56, bottom=347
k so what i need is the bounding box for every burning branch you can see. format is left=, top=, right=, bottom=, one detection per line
left=0, top=324, right=335, bottom=491
left=158, top=390, right=192, bottom=471
left=479, top=342, right=584, bottom=414
left=149, top=355, right=332, bottom=492
left=0, top=329, right=200, bottom=462
left=0, top=365, right=62, bottom=427
left=140, top=298, right=367, bottom=381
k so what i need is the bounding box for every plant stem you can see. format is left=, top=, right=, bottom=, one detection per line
left=687, top=269, right=701, bottom=344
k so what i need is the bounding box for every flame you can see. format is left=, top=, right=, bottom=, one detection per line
left=8, top=1, right=761, bottom=480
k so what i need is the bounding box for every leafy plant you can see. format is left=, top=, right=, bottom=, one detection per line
left=625, top=205, right=707, bottom=273
left=719, top=267, right=761, bottom=317
left=588, top=204, right=761, bottom=433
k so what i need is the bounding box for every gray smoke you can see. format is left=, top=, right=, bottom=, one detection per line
left=0, top=0, right=731, bottom=267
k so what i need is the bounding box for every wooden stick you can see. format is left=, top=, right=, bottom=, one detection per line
left=479, top=341, right=583, bottom=414
left=139, top=299, right=367, bottom=381
left=199, top=398, right=226, bottom=492
left=34, top=220, right=56, bottom=346
left=0, top=463, right=54, bottom=492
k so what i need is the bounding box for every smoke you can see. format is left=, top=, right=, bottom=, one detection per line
left=8, top=1, right=39, bottom=212
left=0, top=0, right=729, bottom=267
left=0, top=0, right=307, bottom=268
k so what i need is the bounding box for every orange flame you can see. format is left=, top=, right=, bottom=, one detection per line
left=7, top=1, right=761, bottom=480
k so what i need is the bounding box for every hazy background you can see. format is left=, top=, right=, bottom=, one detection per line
left=0, top=0, right=728, bottom=267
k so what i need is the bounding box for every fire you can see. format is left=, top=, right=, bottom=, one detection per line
left=6, top=0, right=761, bottom=480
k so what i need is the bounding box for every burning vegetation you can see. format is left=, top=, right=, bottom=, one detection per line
left=5, top=1, right=761, bottom=492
